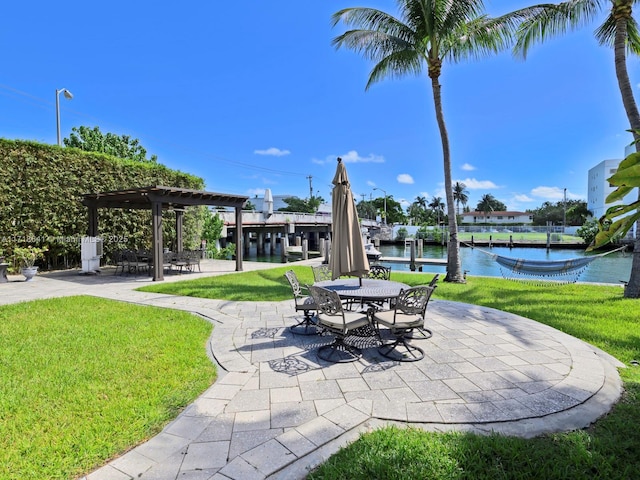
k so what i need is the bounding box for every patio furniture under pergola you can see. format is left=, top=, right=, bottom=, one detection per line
left=81, top=185, right=248, bottom=281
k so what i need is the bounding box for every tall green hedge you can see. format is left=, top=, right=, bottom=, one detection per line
left=0, top=139, right=205, bottom=269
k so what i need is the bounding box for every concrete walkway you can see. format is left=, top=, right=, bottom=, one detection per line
left=0, top=260, right=625, bottom=480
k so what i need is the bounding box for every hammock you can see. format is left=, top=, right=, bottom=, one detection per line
left=467, top=244, right=627, bottom=284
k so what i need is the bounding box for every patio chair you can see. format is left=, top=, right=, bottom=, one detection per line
left=312, top=264, right=332, bottom=282
left=366, top=265, right=391, bottom=280
left=186, top=250, right=201, bottom=272
left=284, top=270, right=319, bottom=335
left=428, top=273, right=440, bottom=287
left=171, top=251, right=189, bottom=274
left=124, top=250, right=149, bottom=276
left=372, top=285, right=435, bottom=362
left=113, top=250, right=127, bottom=276
left=162, top=252, right=174, bottom=274
left=307, top=285, right=371, bottom=363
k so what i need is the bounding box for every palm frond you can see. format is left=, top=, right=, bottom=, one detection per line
left=366, top=50, right=423, bottom=90
left=626, top=17, right=640, bottom=55
left=513, top=1, right=603, bottom=59
left=332, top=7, right=408, bottom=37
left=595, top=10, right=640, bottom=56
left=445, top=15, right=516, bottom=62
left=332, top=29, right=414, bottom=63
left=594, top=13, right=617, bottom=48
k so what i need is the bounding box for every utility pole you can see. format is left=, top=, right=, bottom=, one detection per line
left=306, top=175, right=313, bottom=199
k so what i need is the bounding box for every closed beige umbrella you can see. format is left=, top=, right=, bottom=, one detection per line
left=329, top=157, right=370, bottom=281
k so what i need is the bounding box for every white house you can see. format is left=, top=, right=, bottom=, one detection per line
left=460, top=211, right=533, bottom=225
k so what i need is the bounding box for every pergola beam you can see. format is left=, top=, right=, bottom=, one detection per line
left=81, top=185, right=248, bottom=281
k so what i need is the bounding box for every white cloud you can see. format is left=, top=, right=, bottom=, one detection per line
left=531, top=186, right=565, bottom=200
left=397, top=174, right=414, bottom=184
left=254, top=147, right=291, bottom=156
left=312, top=151, right=384, bottom=165
left=461, top=163, right=476, bottom=171
left=457, top=178, right=499, bottom=189
left=247, top=188, right=266, bottom=196
left=530, top=187, right=583, bottom=201
left=513, top=194, right=534, bottom=202
left=366, top=180, right=376, bottom=187
left=340, top=150, right=385, bottom=163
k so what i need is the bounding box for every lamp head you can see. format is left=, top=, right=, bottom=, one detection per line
left=63, top=89, right=73, bottom=100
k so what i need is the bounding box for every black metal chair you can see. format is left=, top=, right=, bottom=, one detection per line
left=124, top=250, right=149, bottom=276
left=367, top=265, right=391, bottom=280
left=311, top=264, right=332, bottom=282
left=372, top=285, right=435, bottom=362
left=308, top=285, right=371, bottom=363
left=428, top=273, right=440, bottom=287
left=113, top=250, right=127, bottom=275
left=284, top=270, right=319, bottom=335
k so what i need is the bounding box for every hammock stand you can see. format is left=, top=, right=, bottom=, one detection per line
left=466, top=244, right=628, bottom=285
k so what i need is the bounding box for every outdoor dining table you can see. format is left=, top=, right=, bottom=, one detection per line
left=314, top=278, right=410, bottom=308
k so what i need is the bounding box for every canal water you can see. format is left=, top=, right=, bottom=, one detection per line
left=244, top=241, right=632, bottom=285
left=375, top=244, right=632, bottom=285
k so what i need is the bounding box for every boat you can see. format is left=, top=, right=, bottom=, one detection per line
left=364, top=242, right=382, bottom=261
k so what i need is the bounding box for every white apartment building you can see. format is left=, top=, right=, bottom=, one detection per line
left=587, top=158, right=636, bottom=218
left=587, top=158, right=637, bottom=237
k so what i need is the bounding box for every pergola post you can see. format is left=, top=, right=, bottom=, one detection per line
left=235, top=206, right=243, bottom=271
left=175, top=210, right=184, bottom=253
left=87, top=204, right=98, bottom=237
left=151, top=201, right=164, bottom=281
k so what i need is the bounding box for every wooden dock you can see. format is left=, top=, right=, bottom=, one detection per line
left=379, top=256, right=447, bottom=266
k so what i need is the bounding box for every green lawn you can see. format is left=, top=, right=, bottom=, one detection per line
left=0, top=296, right=215, bottom=480
left=3, top=267, right=638, bottom=479
left=141, top=266, right=640, bottom=479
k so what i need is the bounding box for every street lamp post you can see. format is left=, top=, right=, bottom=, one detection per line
left=373, top=187, right=387, bottom=225
left=563, top=188, right=567, bottom=231
left=56, top=88, right=73, bottom=146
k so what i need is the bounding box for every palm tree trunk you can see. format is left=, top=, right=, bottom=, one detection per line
left=613, top=4, right=640, bottom=298
left=430, top=75, right=464, bottom=282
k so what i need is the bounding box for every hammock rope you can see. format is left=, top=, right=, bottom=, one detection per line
left=464, top=243, right=627, bottom=284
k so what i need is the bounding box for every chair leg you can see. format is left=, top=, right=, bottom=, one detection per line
left=317, top=334, right=362, bottom=363
left=289, top=313, right=320, bottom=336
left=406, top=326, right=433, bottom=340
left=378, top=332, right=425, bottom=362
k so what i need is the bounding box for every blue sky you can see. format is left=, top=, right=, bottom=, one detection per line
left=1, top=1, right=636, bottom=213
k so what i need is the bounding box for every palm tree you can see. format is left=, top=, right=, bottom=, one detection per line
left=477, top=193, right=496, bottom=225
left=428, top=196, right=445, bottom=225
left=513, top=0, right=640, bottom=298
left=331, top=1, right=520, bottom=283
left=453, top=181, right=469, bottom=215
left=415, top=195, right=428, bottom=210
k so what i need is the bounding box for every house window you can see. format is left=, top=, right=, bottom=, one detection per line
left=497, top=216, right=503, bottom=220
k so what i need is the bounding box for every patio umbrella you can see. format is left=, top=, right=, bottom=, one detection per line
left=329, top=157, right=370, bottom=281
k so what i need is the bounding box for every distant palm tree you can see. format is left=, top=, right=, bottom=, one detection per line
left=477, top=193, right=496, bottom=225
left=331, top=1, right=521, bottom=283
left=453, top=182, right=469, bottom=215
left=428, top=196, right=445, bottom=225
left=415, top=195, right=428, bottom=210
left=513, top=0, right=640, bottom=298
